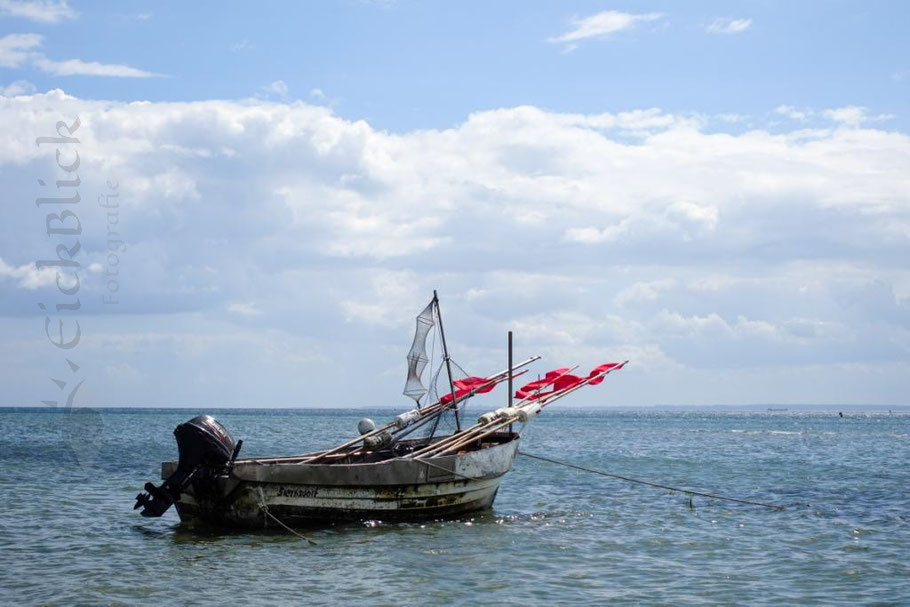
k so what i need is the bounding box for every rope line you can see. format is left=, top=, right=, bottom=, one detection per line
left=415, top=457, right=480, bottom=481
left=257, top=488, right=318, bottom=545
left=425, top=312, right=437, bottom=408
left=518, top=451, right=784, bottom=511
left=451, top=359, right=470, bottom=379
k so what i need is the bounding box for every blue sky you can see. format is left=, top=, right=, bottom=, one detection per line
left=6, top=1, right=909, bottom=130
left=1, top=1, right=909, bottom=407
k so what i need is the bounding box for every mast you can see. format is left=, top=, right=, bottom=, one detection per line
left=508, top=330, right=513, bottom=434
left=433, top=290, right=461, bottom=431
left=508, top=331, right=513, bottom=408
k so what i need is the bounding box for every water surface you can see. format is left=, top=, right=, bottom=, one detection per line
left=0, top=407, right=907, bottom=604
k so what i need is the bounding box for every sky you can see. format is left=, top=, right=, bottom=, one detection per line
left=1, top=1, right=909, bottom=408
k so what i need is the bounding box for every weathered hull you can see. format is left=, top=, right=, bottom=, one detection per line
left=163, top=435, right=519, bottom=529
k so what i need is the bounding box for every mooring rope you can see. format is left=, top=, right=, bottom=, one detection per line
left=259, top=504, right=319, bottom=545
left=256, top=488, right=318, bottom=545
left=518, top=451, right=784, bottom=511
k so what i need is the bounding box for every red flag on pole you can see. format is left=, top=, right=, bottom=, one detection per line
left=515, top=362, right=625, bottom=400
left=439, top=376, right=497, bottom=404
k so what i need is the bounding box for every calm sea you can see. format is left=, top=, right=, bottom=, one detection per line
left=0, top=406, right=908, bottom=605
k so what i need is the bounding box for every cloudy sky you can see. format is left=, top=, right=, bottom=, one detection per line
left=1, top=1, right=909, bottom=407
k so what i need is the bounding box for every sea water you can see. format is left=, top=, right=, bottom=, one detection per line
left=0, top=407, right=908, bottom=604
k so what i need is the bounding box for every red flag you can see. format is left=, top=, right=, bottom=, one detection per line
left=515, top=362, right=625, bottom=400
left=440, top=376, right=497, bottom=404
left=586, top=362, right=624, bottom=385
left=515, top=368, right=574, bottom=400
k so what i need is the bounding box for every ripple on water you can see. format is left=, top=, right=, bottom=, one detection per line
left=0, top=407, right=908, bottom=603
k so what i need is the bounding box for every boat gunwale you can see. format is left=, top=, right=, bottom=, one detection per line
left=162, top=433, right=520, bottom=488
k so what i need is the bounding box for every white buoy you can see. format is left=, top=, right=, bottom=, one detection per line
left=357, top=418, right=376, bottom=435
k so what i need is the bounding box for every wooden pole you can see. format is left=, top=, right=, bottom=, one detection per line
left=508, top=330, right=513, bottom=434
left=417, top=364, right=627, bottom=459
left=415, top=366, right=579, bottom=458
left=508, top=331, right=513, bottom=408
left=537, top=361, right=628, bottom=408
left=258, top=358, right=540, bottom=464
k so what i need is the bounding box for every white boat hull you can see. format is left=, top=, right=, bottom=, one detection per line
left=163, top=435, right=519, bottom=528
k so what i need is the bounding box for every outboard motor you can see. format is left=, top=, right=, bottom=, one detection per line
left=134, top=415, right=242, bottom=517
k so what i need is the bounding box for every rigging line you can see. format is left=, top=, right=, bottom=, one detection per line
left=450, top=358, right=470, bottom=378
left=448, top=359, right=474, bottom=415
left=426, top=364, right=447, bottom=440
left=424, top=314, right=438, bottom=409
left=429, top=358, right=444, bottom=402
left=518, top=451, right=785, bottom=512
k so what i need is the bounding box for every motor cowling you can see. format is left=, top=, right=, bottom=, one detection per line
left=134, top=415, right=241, bottom=517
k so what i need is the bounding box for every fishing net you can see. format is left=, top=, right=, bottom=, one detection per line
left=397, top=296, right=485, bottom=444
left=401, top=361, right=475, bottom=442
left=402, top=300, right=435, bottom=405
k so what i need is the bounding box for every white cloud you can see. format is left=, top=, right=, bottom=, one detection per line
left=706, top=17, right=752, bottom=34
left=653, top=310, right=732, bottom=337
left=775, top=104, right=893, bottom=126
left=1, top=92, right=908, bottom=405
left=310, top=87, right=326, bottom=100
left=775, top=104, right=812, bottom=121
left=564, top=220, right=631, bottom=244
left=715, top=113, right=747, bottom=123
left=667, top=200, right=719, bottom=233
left=0, top=32, right=158, bottom=77
left=0, top=79, right=34, bottom=95
left=261, top=79, right=289, bottom=98
left=0, top=257, right=56, bottom=289
left=0, top=0, right=76, bottom=23
left=340, top=270, right=422, bottom=328
left=0, top=32, right=41, bottom=67
left=548, top=10, right=664, bottom=47
left=227, top=302, right=261, bottom=317
left=614, top=280, right=677, bottom=308
left=33, top=56, right=158, bottom=77
left=822, top=105, right=893, bottom=126
left=822, top=106, right=867, bottom=126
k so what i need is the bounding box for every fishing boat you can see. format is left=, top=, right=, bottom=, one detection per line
left=134, top=292, right=626, bottom=529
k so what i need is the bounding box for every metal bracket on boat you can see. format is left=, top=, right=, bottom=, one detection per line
left=227, top=439, right=243, bottom=470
